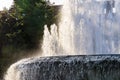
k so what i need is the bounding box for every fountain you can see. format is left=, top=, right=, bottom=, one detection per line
left=42, top=0, right=120, bottom=56
left=4, top=0, right=120, bottom=80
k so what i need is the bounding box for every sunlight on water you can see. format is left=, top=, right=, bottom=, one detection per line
left=42, top=0, right=120, bottom=56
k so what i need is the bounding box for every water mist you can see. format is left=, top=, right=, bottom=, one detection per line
left=42, top=0, right=120, bottom=56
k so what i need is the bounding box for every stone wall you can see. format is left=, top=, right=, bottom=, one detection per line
left=5, top=55, right=120, bottom=80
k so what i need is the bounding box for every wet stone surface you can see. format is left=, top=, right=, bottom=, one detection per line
left=11, top=55, right=120, bottom=80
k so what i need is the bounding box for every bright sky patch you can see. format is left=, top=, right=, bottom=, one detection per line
left=0, top=0, right=14, bottom=11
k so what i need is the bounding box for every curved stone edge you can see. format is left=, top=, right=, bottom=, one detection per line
left=4, top=54, right=120, bottom=80
left=9, top=54, right=120, bottom=71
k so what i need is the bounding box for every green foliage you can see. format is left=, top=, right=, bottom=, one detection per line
left=0, top=0, right=60, bottom=78
left=0, top=9, right=24, bottom=48
left=14, top=0, right=59, bottom=48
left=0, top=0, right=59, bottom=50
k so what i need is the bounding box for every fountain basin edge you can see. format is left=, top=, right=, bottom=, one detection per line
left=5, top=54, right=120, bottom=80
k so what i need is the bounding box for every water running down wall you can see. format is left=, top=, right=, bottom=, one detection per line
left=4, top=55, right=120, bottom=80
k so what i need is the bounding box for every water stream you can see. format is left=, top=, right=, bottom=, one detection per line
left=42, top=0, right=120, bottom=56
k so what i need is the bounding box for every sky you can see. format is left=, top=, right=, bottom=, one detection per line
left=0, top=0, right=14, bottom=11
left=50, top=0, right=64, bottom=5
left=0, top=0, right=63, bottom=11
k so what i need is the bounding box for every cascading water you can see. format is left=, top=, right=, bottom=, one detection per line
left=4, top=0, right=120, bottom=80
left=42, top=0, right=120, bottom=56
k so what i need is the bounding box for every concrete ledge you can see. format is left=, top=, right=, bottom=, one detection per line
left=5, top=55, right=120, bottom=80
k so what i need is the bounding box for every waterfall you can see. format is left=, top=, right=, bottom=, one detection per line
left=42, top=0, right=120, bottom=56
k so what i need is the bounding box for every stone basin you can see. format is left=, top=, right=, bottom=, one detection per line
left=5, top=54, right=120, bottom=80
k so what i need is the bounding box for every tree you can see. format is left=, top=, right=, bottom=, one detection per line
left=14, top=0, right=59, bottom=49
left=0, top=0, right=60, bottom=78
left=0, top=0, right=59, bottom=53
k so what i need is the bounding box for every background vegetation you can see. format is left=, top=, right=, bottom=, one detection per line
left=0, top=0, right=60, bottom=78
